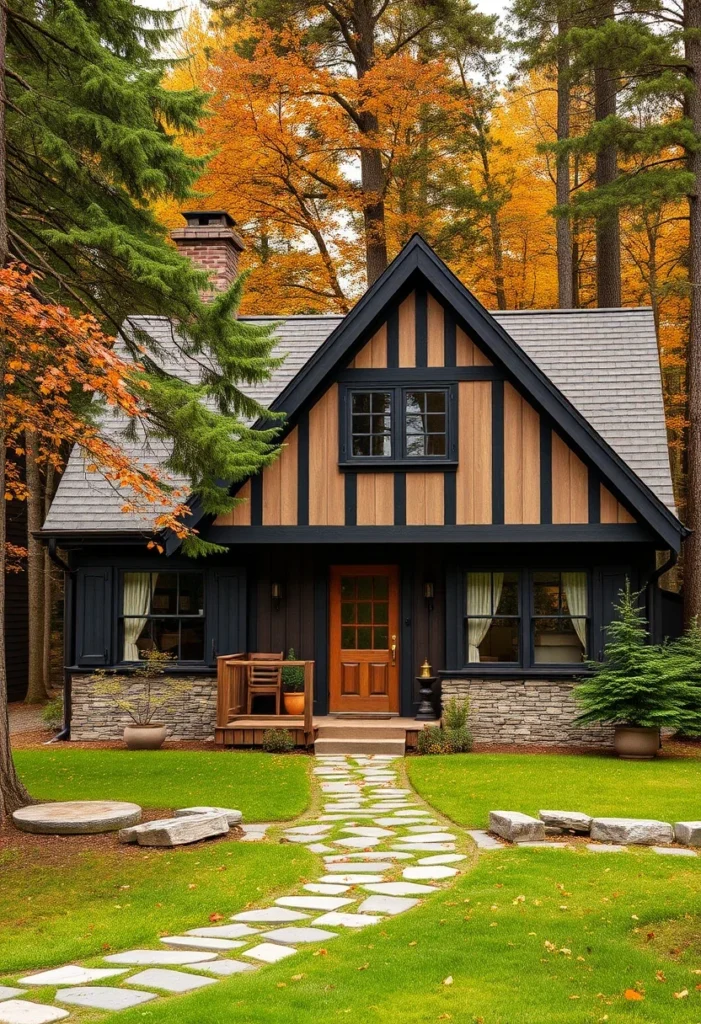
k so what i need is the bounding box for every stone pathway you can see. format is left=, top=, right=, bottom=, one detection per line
left=0, top=755, right=466, bottom=1023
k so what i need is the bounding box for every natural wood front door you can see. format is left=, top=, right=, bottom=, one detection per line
left=329, top=565, right=400, bottom=713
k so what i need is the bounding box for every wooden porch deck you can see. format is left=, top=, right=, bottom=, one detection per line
left=215, top=715, right=430, bottom=750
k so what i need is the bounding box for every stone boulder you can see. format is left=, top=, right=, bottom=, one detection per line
left=674, top=821, right=701, bottom=847
left=539, top=810, right=592, bottom=833
left=489, top=811, right=545, bottom=843
left=590, top=817, right=673, bottom=846
left=175, top=806, right=243, bottom=827
left=118, top=813, right=229, bottom=847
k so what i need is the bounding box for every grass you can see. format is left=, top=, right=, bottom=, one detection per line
left=0, top=839, right=318, bottom=974
left=13, top=748, right=311, bottom=821
left=407, top=752, right=701, bottom=828
left=108, top=847, right=701, bottom=1024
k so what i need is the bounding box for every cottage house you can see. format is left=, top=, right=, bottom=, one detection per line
left=42, top=212, right=686, bottom=753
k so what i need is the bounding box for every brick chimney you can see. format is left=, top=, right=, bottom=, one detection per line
left=171, top=210, right=244, bottom=295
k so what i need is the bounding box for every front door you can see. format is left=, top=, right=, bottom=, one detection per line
left=329, top=565, right=400, bottom=713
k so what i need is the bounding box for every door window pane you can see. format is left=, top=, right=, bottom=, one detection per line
left=373, top=626, right=388, bottom=649
left=341, top=627, right=356, bottom=648
left=356, top=627, right=373, bottom=649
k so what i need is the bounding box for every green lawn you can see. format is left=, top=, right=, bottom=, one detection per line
left=109, top=847, right=701, bottom=1024
left=14, top=748, right=311, bottom=821
left=407, top=752, right=701, bottom=828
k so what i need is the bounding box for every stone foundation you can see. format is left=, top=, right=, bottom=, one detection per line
left=70, top=674, right=217, bottom=742
left=440, top=677, right=614, bottom=747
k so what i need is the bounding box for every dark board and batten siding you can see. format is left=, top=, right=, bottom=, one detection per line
left=213, top=290, right=636, bottom=533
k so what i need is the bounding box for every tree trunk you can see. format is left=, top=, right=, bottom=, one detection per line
left=0, top=1, right=7, bottom=267
left=359, top=117, right=388, bottom=287
left=683, top=0, right=701, bottom=622
left=42, top=463, right=55, bottom=693
left=25, top=430, right=47, bottom=703
left=594, top=0, right=621, bottom=307
left=476, top=124, right=507, bottom=310
left=556, top=7, right=574, bottom=308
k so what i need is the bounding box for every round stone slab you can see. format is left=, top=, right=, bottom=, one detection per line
left=13, top=801, right=141, bottom=835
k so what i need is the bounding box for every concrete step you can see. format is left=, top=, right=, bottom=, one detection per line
left=314, top=737, right=406, bottom=756
left=316, top=724, right=406, bottom=740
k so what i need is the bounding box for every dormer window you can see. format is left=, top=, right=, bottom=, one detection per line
left=340, top=384, right=457, bottom=468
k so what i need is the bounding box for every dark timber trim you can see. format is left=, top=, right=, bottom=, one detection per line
left=338, top=367, right=501, bottom=383
left=491, top=379, right=505, bottom=525
left=415, top=287, right=428, bottom=368
left=444, top=473, right=456, bottom=526
left=394, top=473, right=407, bottom=526
left=250, top=475, right=263, bottom=527
left=297, top=412, right=309, bottom=526
left=345, top=473, right=357, bottom=526
left=539, top=421, right=552, bottom=525
left=588, top=471, right=601, bottom=524
left=206, top=524, right=657, bottom=545
left=387, top=305, right=399, bottom=368
left=444, top=308, right=456, bottom=367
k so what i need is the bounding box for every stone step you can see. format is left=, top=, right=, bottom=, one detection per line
left=316, top=724, right=407, bottom=740
left=314, top=737, right=406, bottom=756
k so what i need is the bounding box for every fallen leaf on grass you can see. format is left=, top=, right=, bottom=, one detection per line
left=655, top=971, right=666, bottom=983
left=624, top=990, right=644, bottom=1001
left=443, top=977, right=453, bottom=986
left=187, top=884, right=197, bottom=890
left=290, top=975, right=304, bottom=982
left=673, top=990, right=689, bottom=999
left=313, top=949, right=328, bottom=957
left=357, top=963, right=369, bottom=971
left=276, top=983, right=287, bottom=988
left=209, top=913, right=224, bottom=922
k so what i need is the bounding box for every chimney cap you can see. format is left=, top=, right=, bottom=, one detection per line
left=181, top=210, right=237, bottom=229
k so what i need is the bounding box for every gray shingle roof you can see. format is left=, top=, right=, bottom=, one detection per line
left=43, top=307, right=676, bottom=533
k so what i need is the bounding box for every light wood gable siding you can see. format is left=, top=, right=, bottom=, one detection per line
left=212, top=289, right=638, bottom=529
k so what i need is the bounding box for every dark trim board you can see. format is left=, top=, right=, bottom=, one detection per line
left=205, top=524, right=658, bottom=545
left=338, top=367, right=502, bottom=383
left=491, top=379, right=505, bottom=524
left=539, top=419, right=552, bottom=525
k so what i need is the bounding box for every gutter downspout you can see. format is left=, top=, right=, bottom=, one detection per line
left=45, top=538, right=75, bottom=742
left=646, top=550, right=678, bottom=643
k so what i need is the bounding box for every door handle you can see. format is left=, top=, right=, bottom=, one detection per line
left=391, top=635, right=397, bottom=666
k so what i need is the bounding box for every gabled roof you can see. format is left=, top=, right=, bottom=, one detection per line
left=43, top=235, right=682, bottom=549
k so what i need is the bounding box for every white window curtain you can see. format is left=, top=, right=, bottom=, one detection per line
left=466, top=572, right=503, bottom=663
left=562, top=572, right=587, bottom=650
left=123, top=573, right=157, bottom=661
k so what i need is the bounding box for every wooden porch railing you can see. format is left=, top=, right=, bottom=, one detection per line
left=216, top=655, right=315, bottom=745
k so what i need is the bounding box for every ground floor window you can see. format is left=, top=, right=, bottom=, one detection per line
left=463, top=569, right=588, bottom=668
left=121, top=571, right=205, bottom=662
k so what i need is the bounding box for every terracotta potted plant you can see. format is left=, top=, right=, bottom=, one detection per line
left=96, top=650, right=186, bottom=750
left=282, top=648, right=305, bottom=716
left=574, top=583, right=701, bottom=759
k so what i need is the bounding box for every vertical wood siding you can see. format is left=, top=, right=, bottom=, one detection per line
left=456, top=380, right=492, bottom=524
left=552, top=433, right=589, bottom=523
left=406, top=473, right=444, bottom=525
left=356, top=473, right=394, bottom=525
left=456, top=325, right=492, bottom=367
left=504, top=383, right=540, bottom=524
left=351, top=323, right=387, bottom=368
left=427, top=293, right=444, bottom=366
left=309, top=384, right=345, bottom=525
left=262, top=428, right=298, bottom=526
left=600, top=484, right=635, bottom=524
left=398, top=292, right=416, bottom=367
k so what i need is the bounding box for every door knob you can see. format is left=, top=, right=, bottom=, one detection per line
left=391, top=635, right=397, bottom=666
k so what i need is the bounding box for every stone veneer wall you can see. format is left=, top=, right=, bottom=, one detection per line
left=441, top=677, right=614, bottom=747
left=70, top=674, right=217, bottom=741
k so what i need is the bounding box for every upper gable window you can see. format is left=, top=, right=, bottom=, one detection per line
left=341, top=384, right=456, bottom=468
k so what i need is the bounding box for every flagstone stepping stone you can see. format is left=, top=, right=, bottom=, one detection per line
left=538, top=810, right=591, bottom=833
left=325, top=806, right=363, bottom=813
left=304, top=884, right=351, bottom=895
left=489, top=812, right=545, bottom=843
left=13, top=800, right=141, bottom=836
left=308, top=843, right=334, bottom=853
left=674, top=821, right=701, bottom=845
left=394, top=810, right=431, bottom=817
left=395, top=833, right=455, bottom=844
left=186, top=925, right=259, bottom=939
left=334, top=836, right=383, bottom=848
left=403, top=865, right=458, bottom=880
left=466, top=830, right=503, bottom=850
left=233, top=908, right=309, bottom=923
left=324, top=861, right=394, bottom=872
left=586, top=843, right=626, bottom=853
left=341, top=826, right=395, bottom=837
left=320, top=874, right=385, bottom=885
left=276, top=896, right=354, bottom=911
left=19, top=966, right=127, bottom=987
left=418, top=854, right=467, bottom=865
left=243, top=943, right=298, bottom=964
left=285, top=833, right=331, bottom=844
left=120, top=813, right=229, bottom=847
left=393, top=842, right=456, bottom=852
left=516, top=841, right=572, bottom=849
left=362, top=881, right=438, bottom=895
left=56, top=987, right=157, bottom=1010
left=104, top=950, right=217, bottom=965
left=324, top=851, right=412, bottom=862
left=160, top=935, right=245, bottom=951
left=367, top=789, right=411, bottom=797
left=590, top=817, right=673, bottom=846
left=0, top=993, right=21, bottom=1004
left=285, top=824, right=333, bottom=836
left=126, top=969, right=216, bottom=993
left=321, top=784, right=361, bottom=793
left=175, top=806, right=243, bottom=826
left=357, top=895, right=419, bottom=915
left=375, top=817, right=435, bottom=826
left=0, top=1002, right=69, bottom=1023
left=314, top=911, right=383, bottom=928
left=651, top=846, right=697, bottom=856
left=407, top=825, right=450, bottom=834
left=195, top=960, right=258, bottom=976
left=261, top=927, right=338, bottom=944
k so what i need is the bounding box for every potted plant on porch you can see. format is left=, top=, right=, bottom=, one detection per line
left=282, top=648, right=305, bottom=716
left=574, top=583, right=701, bottom=758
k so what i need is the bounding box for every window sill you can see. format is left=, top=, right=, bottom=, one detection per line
left=438, top=667, right=593, bottom=679
left=339, top=461, right=458, bottom=473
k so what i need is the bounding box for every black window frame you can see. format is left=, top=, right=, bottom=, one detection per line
left=118, top=569, right=207, bottom=666
left=339, top=382, right=458, bottom=469
left=453, top=568, right=591, bottom=672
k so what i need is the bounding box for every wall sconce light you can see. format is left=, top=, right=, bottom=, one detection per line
left=423, top=582, right=434, bottom=610
left=271, top=582, right=283, bottom=605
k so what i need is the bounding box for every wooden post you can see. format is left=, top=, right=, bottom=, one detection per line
left=303, top=661, right=314, bottom=747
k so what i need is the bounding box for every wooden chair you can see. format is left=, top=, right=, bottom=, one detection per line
left=246, top=652, right=283, bottom=715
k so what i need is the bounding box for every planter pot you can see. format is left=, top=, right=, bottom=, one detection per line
left=614, top=724, right=660, bottom=760
left=124, top=723, right=167, bottom=751
left=283, top=692, right=305, bottom=716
